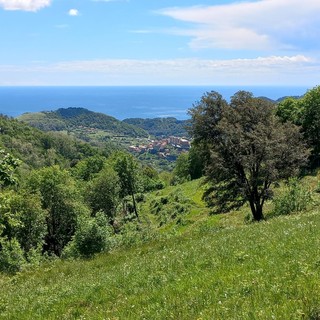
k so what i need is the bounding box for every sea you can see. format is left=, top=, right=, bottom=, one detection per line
left=0, top=86, right=311, bottom=120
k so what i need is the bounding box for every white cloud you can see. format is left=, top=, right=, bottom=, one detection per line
left=0, top=0, right=51, bottom=11
left=0, top=55, right=317, bottom=86
left=68, top=9, right=79, bottom=16
left=158, top=0, right=320, bottom=51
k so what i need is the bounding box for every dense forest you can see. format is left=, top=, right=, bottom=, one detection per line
left=1, top=86, right=320, bottom=317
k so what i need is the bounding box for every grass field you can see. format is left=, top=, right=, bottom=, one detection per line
left=1, top=189, right=320, bottom=319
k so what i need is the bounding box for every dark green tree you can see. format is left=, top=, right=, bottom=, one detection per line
left=173, top=153, right=191, bottom=183
left=188, top=144, right=205, bottom=180
left=300, top=86, right=320, bottom=166
left=27, top=166, right=84, bottom=256
left=189, top=91, right=309, bottom=221
left=73, top=155, right=105, bottom=181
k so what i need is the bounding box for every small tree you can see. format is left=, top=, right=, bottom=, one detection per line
left=0, top=191, right=47, bottom=255
left=27, top=166, right=83, bottom=256
left=173, top=153, right=191, bottom=184
left=86, top=166, right=120, bottom=224
left=112, top=152, right=140, bottom=219
left=189, top=91, right=309, bottom=221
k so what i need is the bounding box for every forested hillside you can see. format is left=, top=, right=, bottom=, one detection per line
left=18, top=107, right=148, bottom=138
left=123, top=117, right=190, bottom=137
left=0, top=115, right=102, bottom=169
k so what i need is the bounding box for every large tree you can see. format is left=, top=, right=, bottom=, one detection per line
left=189, top=91, right=309, bottom=221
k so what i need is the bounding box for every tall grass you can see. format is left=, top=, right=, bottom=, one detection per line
left=0, top=209, right=319, bottom=319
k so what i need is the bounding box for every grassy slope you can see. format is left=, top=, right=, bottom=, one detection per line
left=1, top=179, right=320, bottom=319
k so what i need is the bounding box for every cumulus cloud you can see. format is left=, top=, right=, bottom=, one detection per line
left=0, top=0, right=51, bottom=11
left=68, top=9, right=79, bottom=16
left=158, top=0, right=320, bottom=51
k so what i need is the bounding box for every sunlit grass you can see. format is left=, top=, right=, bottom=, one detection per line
left=1, top=207, right=320, bottom=319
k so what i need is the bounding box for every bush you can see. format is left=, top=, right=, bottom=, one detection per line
left=63, top=212, right=113, bottom=258
left=0, top=238, right=26, bottom=274
left=118, top=221, right=158, bottom=247
left=271, top=178, right=312, bottom=216
left=150, top=190, right=191, bottom=226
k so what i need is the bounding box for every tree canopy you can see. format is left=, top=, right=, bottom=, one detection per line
left=189, top=90, right=309, bottom=221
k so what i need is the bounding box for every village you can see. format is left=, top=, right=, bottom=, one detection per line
left=128, top=136, right=191, bottom=161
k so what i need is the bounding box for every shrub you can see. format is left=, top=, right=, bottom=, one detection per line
left=271, top=178, right=312, bottom=216
left=0, top=237, right=26, bottom=274
left=118, top=221, right=158, bottom=247
left=63, top=212, right=113, bottom=258
left=150, top=190, right=191, bottom=226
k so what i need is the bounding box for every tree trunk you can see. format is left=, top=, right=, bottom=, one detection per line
left=131, top=192, right=139, bottom=220
left=249, top=199, right=264, bottom=221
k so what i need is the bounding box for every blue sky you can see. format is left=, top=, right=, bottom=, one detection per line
left=0, top=0, right=319, bottom=86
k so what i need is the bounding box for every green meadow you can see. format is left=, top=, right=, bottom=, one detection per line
left=1, top=178, right=320, bottom=320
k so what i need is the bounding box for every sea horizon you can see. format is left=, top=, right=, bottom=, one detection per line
left=0, top=85, right=312, bottom=120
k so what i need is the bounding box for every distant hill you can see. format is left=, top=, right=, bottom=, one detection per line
left=275, top=95, right=302, bottom=103
left=123, top=117, right=190, bottom=138
left=18, top=107, right=148, bottom=138
left=258, top=95, right=303, bottom=104
left=0, top=114, right=101, bottom=169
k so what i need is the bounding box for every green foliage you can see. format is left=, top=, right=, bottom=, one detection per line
left=111, top=152, right=140, bottom=218
left=118, top=221, right=158, bottom=247
left=63, top=212, right=113, bottom=258
left=85, top=166, right=121, bottom=223
left=301, top=86, right=320, bottom=165
left=0, top=149, right=20, bottom=188
left=72, top=155, right=105, bottom=181
left=188, top=144, right=205, bottom=180
left=189, top=90, right=309, bottom=221
left=276, top=97, right=303, bottom=125
left=172, top=153, right=191, bottom=184
left=0, top=191, right=46, bottom=255
left=0, top=115, right=100, bottom=170
left=19, top=107, right=148, bottom=138
left=0, top=237, right=25, bottom=274
left=1, top=209, right=320, bottom=318
left=188, top=90, right=227, bottom=146
left=26, top=166, right=85, bottom=256
left=11, top=192, right=47, bottom=255
left=172, top=146, right=205, bottom=185
left=271, top=178, right=312, bottom=216
left=150, top=189, right=191, bottom=226
left=123, top=117, right=189, bottom=137
left=140, top=166, right=164, bottom=192
left=0, top=191, right=21, bottom=240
